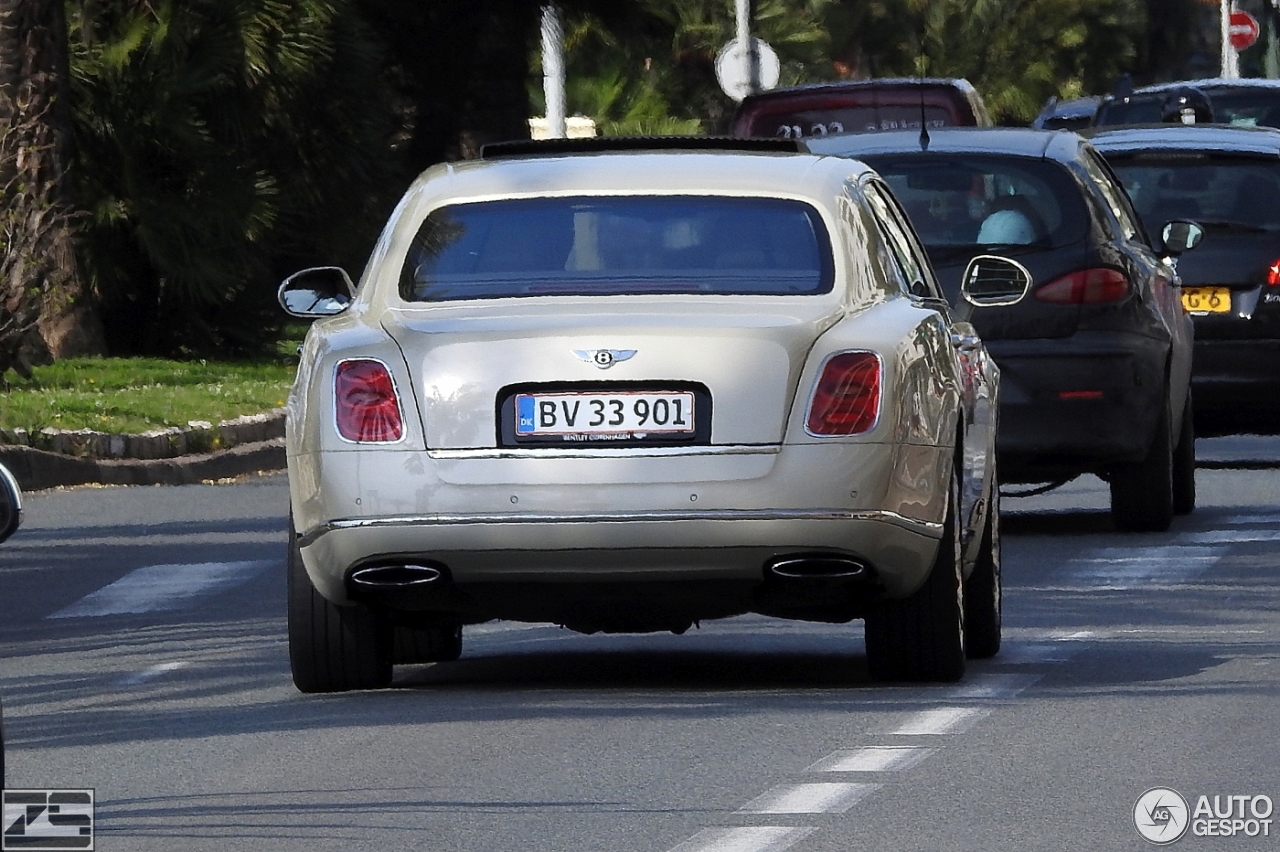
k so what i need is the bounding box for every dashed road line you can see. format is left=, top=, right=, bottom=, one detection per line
left=114, top=661, right=188, bottom=687
left=737, top=782, right=880, bottom=814
left=806, top=746, right=936, bottom=773
left=665, top=827, right=816, bottom=852
left=886, top=706, right=992, bottom=736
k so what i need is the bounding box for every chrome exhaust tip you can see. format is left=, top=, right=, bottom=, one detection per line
left=765, top=555, right=870, bottom=581
left=349, top=564, right=444, bottom=590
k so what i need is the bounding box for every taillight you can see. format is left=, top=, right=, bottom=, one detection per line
left=334, top=359, right=403, bottom=442
left=1035, top=268, right=1130, bottom=304
left=1267, top=260, right=1280, bottom=286
left=806, top=352, right=881, bottom=436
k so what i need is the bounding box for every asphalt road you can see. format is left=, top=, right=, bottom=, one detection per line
left=2, top=436, right=1279, bottom=851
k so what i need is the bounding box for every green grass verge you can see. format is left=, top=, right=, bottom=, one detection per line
left=0, top=357, right=296, bottom=436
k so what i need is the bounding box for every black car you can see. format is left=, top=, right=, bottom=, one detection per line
left=1089, top=123, right=1280, bottom=435
left=808, top=128, right=1198, bottom=531
left=1093, top=78, right=1280, bottom=129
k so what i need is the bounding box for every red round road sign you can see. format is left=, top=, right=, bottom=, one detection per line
left=1230, top=10, right=1260, bottom=51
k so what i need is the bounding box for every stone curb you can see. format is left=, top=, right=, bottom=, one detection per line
left=0, top=409, right=287, bottom=491
left=0, top=409, right=286, bottom=461
left=0, top=438, right=286, bottom=491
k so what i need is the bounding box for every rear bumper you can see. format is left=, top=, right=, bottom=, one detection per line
left=289, top=442, right=950, bottom=610
left=985, top=333, right=1169, bottom=480
left=1192, top=338, right=1280, bottom=431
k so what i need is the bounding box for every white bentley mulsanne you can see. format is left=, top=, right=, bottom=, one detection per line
left=279, top=137, right=1030, bottom=692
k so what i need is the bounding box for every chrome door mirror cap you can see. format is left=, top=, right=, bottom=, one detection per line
left=278, top=267, right=356, bottom=318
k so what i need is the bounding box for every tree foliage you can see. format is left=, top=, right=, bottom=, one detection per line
left=67, top=0, right=401, bottom=356
left=14, top=0, right=1210, bottom=360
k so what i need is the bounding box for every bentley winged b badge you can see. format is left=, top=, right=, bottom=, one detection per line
left=573, top=348, right=636, bottom=370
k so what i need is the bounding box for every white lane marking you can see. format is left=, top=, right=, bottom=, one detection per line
left=737, top=782, right=880, bottom=814
left=115, top=662, right=188, bottom=686
left=1222, top=512, right=1280, bottom=526
left=807, top=746, right=936, bottom=773
left=665, top=827, right=816, bottom=852
left=1182, top=529, right=1280, bottom=545
left=887, top=706, right=991, bottom=736
left=1050, top=630, right=1096, bottom=641
left=1067, top=546, right=1216, bottom=588
left=947, top=672, right=1042, bottom=700
left=996, top=644, right=1074, bottom=664
left=49, top=561, right=271, bottom=618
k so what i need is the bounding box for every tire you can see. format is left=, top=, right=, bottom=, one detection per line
left=394, top=623, right=463, bottom=664
left=1172, top=395, right=1196, bottom=516
left=964, top=481, right=1001, bottom=660
left=288, top=518, right=393, bottom=693
left=865, top=467, right=966, bottom=682
left=1109, top=407, right=1174, bottom=533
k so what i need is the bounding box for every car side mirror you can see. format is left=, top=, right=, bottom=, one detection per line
left=960, top=255, right=1034, bottom=307
left=1161, top=220, right=1203, bottom=256
left=278, top=267, right=356, bottom=318
left=0, top=461, right=22, bottom=545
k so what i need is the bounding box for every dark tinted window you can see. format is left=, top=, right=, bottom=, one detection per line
left=1106, top=154, right=1280, bottom=233
left=746, top=103, right=955, bottom=138
left=1096, top=89, right=1280, bottom=128
left=858, top=154, right=1089, bottom=251
left=399, top=196, right=833, bottom=301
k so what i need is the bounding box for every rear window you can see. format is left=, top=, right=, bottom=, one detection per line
left=743, top=102, right=956, bottom=139
left=1096, top=90, right=1280, bottom=128
left=399, top=196, right=833, bottom=301
left=856, top=154, right=1089, bottom=252
left=1106, top=154, right=1280, bottom=233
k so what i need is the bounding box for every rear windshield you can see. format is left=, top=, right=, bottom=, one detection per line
left=857, top=154, right=1089, bottom=252
left=744, top=103, right=956, bottom=138
left=1095, top=90, right=1280, bottom=128
left=1106, top=154, right=1280, bottom=233
left=399, top=196, right=833, bottom=301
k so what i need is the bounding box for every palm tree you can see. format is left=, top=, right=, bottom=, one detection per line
left=0, top=0, right=101, bottom=378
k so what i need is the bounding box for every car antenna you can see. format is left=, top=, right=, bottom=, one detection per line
left=868, top=55, right=882, bottom=132
left=917, top=29, right=929, bottom=151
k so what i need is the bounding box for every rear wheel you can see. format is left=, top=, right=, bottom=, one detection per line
left=394, top=623, right=463, bottom=664
left=1172, top=395, right=1196, bottom=516
left=865, top=467, right=966, bottom=682
left=288, top=518, right=393, bottom=693
left=1110, top=407, right=1174, bottom=532
left=964, top=482, right=1001, bottom=659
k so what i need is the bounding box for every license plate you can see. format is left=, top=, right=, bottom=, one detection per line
left=1181, top=286, right=1231, bottom=314
left=516, top=391, right=696, bottom=438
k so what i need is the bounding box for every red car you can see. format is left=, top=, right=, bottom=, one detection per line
left=732, top=78, right=991, bottom=140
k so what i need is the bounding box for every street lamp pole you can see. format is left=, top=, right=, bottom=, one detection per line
left=541, top=4, right=566, bottom=138
left=734, top=0, right=759, bottom=96
left=1223, top=0, right=1241, bottom=79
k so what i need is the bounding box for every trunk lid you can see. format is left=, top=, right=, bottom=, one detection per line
left=382, top=299, right=842, bottom=449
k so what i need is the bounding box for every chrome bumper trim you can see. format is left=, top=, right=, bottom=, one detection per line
left=296, top=508, right=942, bottom=548
left=424, top=444, right=781, bottom=460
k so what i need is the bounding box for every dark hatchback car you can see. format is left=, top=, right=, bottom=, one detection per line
left=731, top=78, right=991, bottom=140
left=1093, top=78, right=1280, bottom=129
left=808, top=128, right=1198, bottom=531
left=1090, top=124, right=1280, bottom=434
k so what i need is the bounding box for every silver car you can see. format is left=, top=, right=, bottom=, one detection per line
left=279, top=138, right=1028, bottom=692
